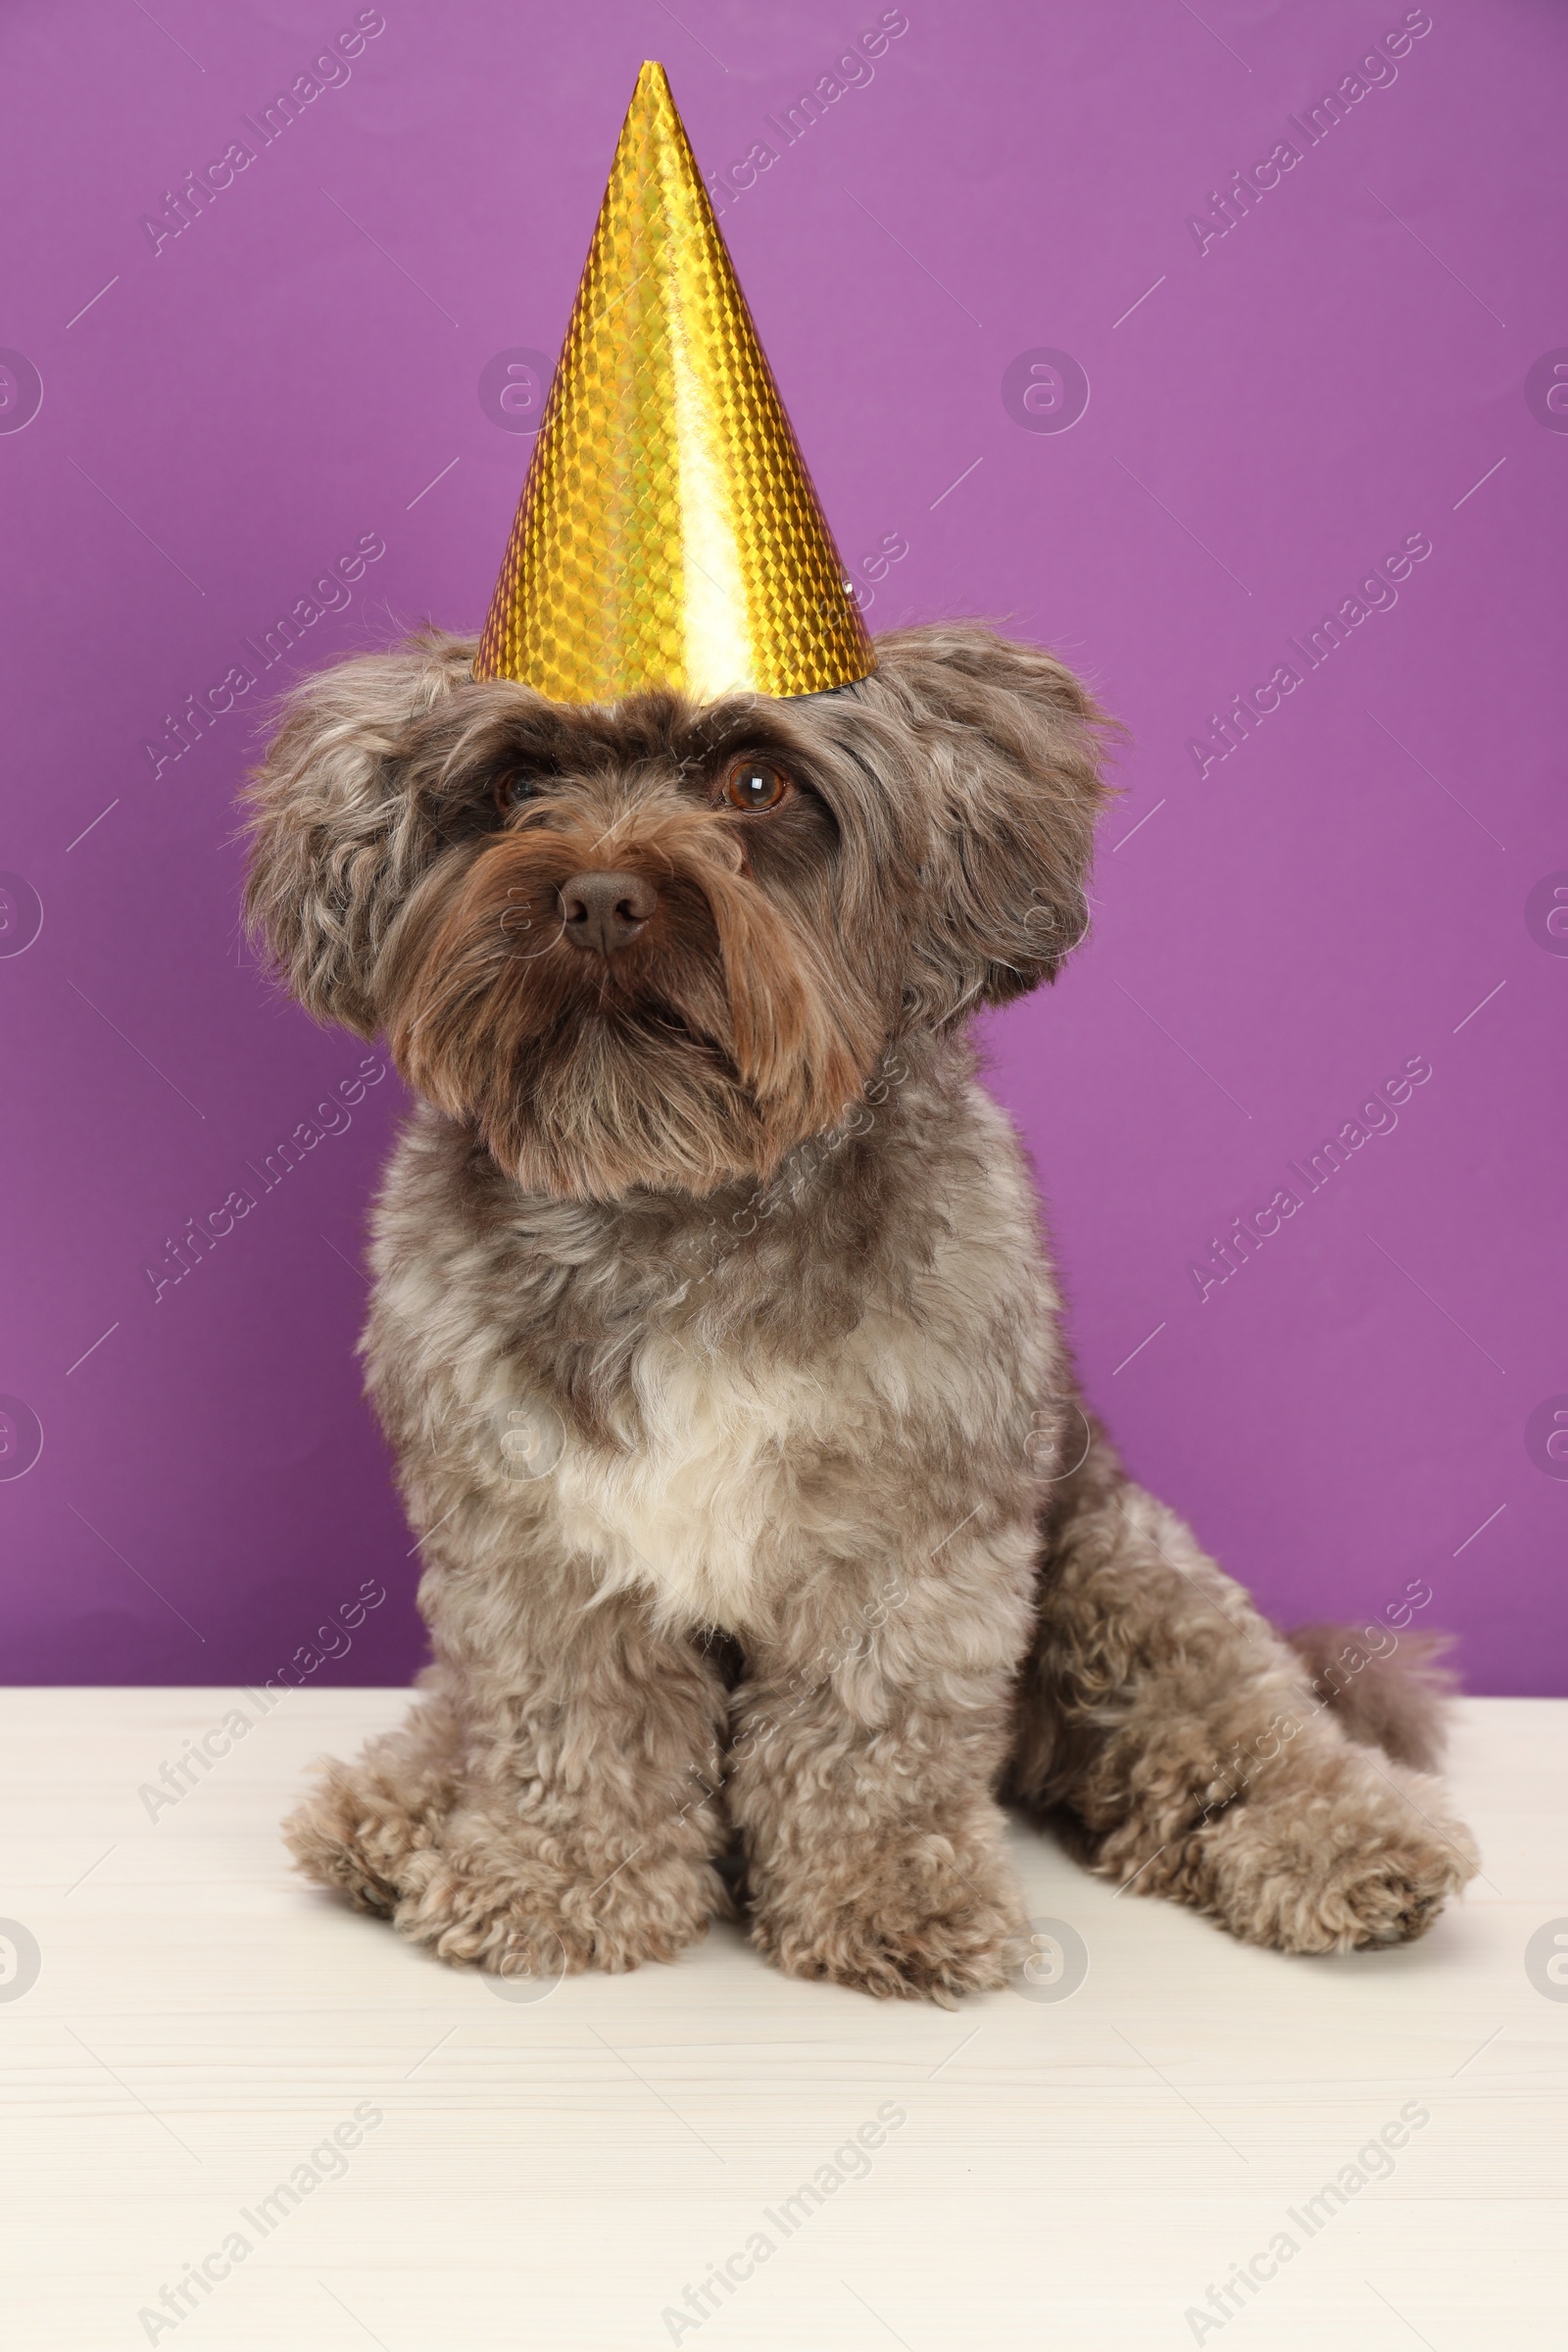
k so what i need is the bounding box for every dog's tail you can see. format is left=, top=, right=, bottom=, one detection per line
left=1285, top=1624, right=1458, bottom=1774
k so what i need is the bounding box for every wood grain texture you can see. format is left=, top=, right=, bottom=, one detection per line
left=0, top=1690, right=1561, bottom=2348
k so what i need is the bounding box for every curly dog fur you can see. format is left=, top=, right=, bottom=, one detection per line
left=246, top=620, right=1478, bottom=1999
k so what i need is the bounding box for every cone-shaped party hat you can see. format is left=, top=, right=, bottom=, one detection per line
left=473, top=62, right=874, bottom=705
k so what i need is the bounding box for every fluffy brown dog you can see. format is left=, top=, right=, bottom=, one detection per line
left=246, top=620, right=1478, bottom=1999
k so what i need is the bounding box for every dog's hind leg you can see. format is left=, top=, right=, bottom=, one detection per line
left=1005, top=1422, right=1479, bottom=1953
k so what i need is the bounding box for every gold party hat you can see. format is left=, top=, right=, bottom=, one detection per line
left=474, top=61, right=874, bottom=705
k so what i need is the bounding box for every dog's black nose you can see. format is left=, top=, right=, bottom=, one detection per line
left=558, top=870, right=659, bottom=954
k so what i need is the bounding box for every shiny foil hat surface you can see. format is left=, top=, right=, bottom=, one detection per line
left=473, top=61, right=875, bottom=705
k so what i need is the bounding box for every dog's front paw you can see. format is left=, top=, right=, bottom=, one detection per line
left=1198, top=1751, right=1479, bottom=1955
left=752, top=1821, right=1025, bottom=2004
left=283, top=1757, right=446, bottom=1917
left=390, top=1824, right=726, bottom=1978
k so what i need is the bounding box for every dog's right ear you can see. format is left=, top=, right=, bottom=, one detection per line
left=243, top=632, right=475, bottom=1036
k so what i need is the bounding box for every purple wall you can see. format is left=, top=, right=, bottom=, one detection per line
left=2, top=0, right=1561, bottom=1691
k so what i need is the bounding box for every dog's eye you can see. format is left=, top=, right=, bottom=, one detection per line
left=721, top=760, right=790, bottom=812
left=495, top=770, right=539, bottom=813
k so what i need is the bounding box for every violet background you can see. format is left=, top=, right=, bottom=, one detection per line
left=1, top=0, right=1561, bottom=1690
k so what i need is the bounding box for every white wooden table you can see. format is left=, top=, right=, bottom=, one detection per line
left=0, top=1690, right=1561, bottom=2349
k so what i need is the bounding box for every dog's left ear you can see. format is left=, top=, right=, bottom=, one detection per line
left=243, top=631, right=474, bottom=1036
left=828, top=622, right=1115, bottom=1023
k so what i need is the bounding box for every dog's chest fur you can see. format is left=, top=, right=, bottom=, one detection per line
left=550, top=1328, right=874, bottom=1626
left=365, top=1051, right=1059, bottom=1633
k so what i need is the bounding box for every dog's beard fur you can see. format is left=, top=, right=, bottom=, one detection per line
left=380, top=797, right=881, bottom=1201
